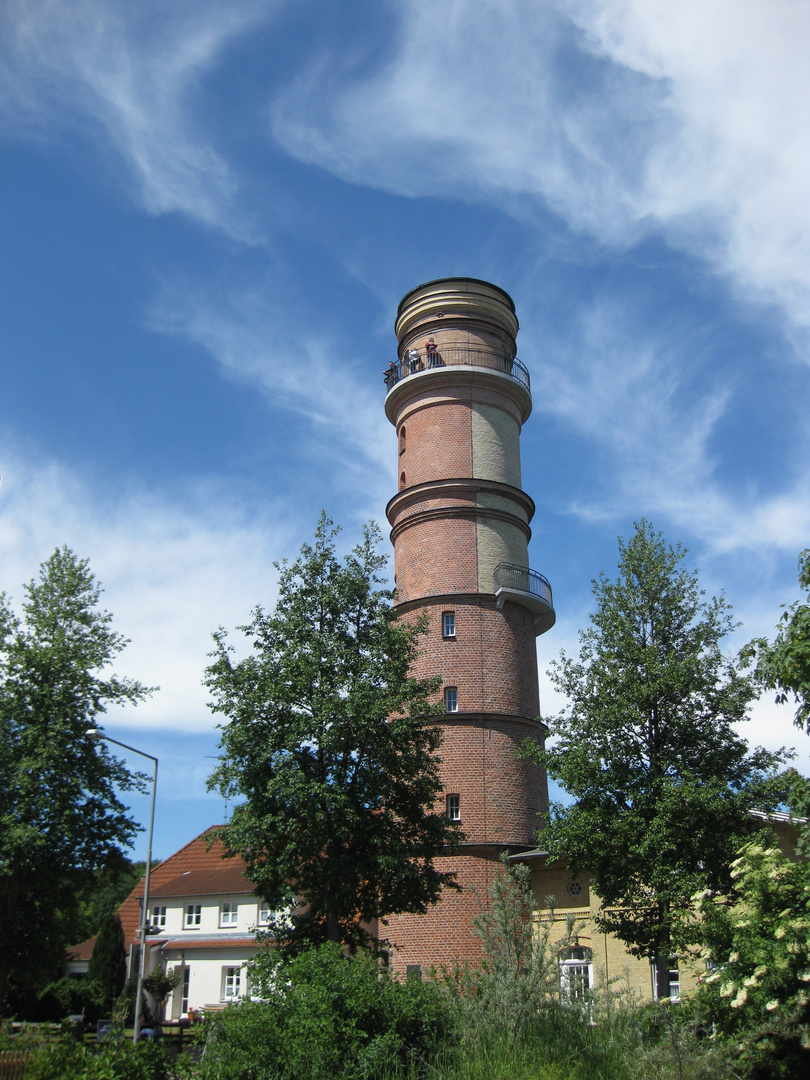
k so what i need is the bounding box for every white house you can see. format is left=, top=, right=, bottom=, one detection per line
left=68, top=828, right=272, bottom=1016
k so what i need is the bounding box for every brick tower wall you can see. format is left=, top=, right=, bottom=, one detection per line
left=384, top=278, right=552, bottom=976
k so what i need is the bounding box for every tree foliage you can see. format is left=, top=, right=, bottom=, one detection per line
left=202, top=943, right=453, bottom=1080
left=526, top=521, right=789, bottom=999
left=743, top=548, right=810, bottom=734
left=689, top=841, right=810, bottom=1078
left=206, top=515, right=459, bottom=952
left=86, top=912, right=126, bottom=1013
left=0, top=548, right=153, bottom=1011
left=71, top=858, right=147, bottom=946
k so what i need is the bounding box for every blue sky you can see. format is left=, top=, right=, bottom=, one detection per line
left=2, top=0, right=809, bottom=861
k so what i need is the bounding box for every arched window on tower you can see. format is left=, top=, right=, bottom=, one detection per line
left=400, top=471, right=406, bottom=490
left=399, top=426, right=406, bottom=455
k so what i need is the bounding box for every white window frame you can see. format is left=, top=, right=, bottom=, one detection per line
left=222, top=966, right=242, bottom=1001
left=651, top=957, right=680, bottom=1002
left=442, top=611, right=456, bottom=638
left=184, top=904, right=202, bottom=929
left=258, top=901, right=271, bottom=926
left=446, top=794, right=461, bottom=821
left=560, top=946, right=594, bottom=1004
left=220, top=902, right=238, bottom=927
left=182, top=966, right=190, bottom=1013
left=444, top=686, right=458, bottom=713
left=151, top=905, right=167, bottom=929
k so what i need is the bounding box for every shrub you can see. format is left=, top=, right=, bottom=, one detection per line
left=24, top=1033, right=193, bottom=1080
left=199, top=942, right=454, bottom=1080
left=689, top=841, right=810, bottom=1077
left=36, top=976, right=105, bottom=1024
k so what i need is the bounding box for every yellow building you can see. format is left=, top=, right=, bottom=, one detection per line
left=519, top=812, right=801, bottom=1005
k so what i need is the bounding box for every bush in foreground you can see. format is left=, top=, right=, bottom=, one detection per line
left=22, top=1034, right=193, bottom=1080
left=199, top=942, right=453, bottom=1080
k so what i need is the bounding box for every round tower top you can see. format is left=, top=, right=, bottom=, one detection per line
left=395, top=278, right=519, bottom=354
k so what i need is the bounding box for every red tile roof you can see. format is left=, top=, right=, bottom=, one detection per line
left=67, top=938, right=97, bottom=962
left=159, top=938, right=257, bottom=951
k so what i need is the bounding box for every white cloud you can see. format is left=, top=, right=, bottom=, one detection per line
left=0, top=443, right=297, bottom=732
left=269, top=0, right=810, bottom=339
left=522, top=291, right=810, bottom=556
left=147, top=277, right=395, bottom=518
left=0, top=0, right=277, bottom=237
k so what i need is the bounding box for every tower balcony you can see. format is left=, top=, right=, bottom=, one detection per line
left=493, top=562, right=556, bottom=636
left=383, top=343, right=531, bottom=395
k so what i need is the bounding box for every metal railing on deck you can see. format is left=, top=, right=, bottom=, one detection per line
left=493, top=562, right=553, bottom=607
left=384, top=343, right=530, bottom=393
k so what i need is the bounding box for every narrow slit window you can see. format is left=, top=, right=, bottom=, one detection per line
left=442, top=612, right=455, bottom=638
left=400, top=471, right=406, bottom=490
left=444, top=686, right=458, bottom=713
left=399, top=426, right=406, bottom=455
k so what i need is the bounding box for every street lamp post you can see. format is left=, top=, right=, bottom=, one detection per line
left=86, top=729, right=158, bottom=1045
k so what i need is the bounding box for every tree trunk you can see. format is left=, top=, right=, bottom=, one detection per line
left=326, top=909, right=340, bottom=944
left=655, top=917, right=671, bottom=1001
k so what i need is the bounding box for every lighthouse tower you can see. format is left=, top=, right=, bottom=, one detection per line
left=383, top=278, right=555, bottom=974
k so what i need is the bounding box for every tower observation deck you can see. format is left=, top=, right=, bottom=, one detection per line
left=383, top=278, right=554, bottom=973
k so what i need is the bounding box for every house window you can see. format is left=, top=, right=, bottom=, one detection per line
left=184, top=904, right=201, bottom=929
left=257, top=902, right=294, bottom=932
left=446, top=794, right=461, bottom=821
left=560, top=946, right=594, bottom=1003
left=182, top=967, right=190, bottom=1013
left=444, top=686, right=458, bottom=713
left=222, top=966, right=242, bottom=1001
left=652, top=958, right=680, bottom=1002
left=151, top=906, right=167, bottom=929
left=220, top=902, right=238, bottom=927
left=442, top=612, right=455, bottom=638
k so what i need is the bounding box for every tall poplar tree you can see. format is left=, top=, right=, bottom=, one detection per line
left=0, top=548, right=152, bottom=1010
left=206, top=515, right=459, bottom=952
left=527, top=521, right=788, bottom=999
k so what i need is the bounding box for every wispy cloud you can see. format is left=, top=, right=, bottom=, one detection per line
left=269, top=0, right=810, bottom=338
left=0, top=0, right=277, bottom=238
left=147, top=276, right=395, bottom=520
left=0, top=442, right=297, bottom=732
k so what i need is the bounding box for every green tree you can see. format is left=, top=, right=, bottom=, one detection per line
left=71, top=858, right=148, bottom=946
left=86, top=912, right=126, bottom=1015
left=206, top=515, right=459, bottom=953
left=742, top=550, right=810, bottom=852
left=0, top=548, right=153, bottom=1011
left=525, top=521, right=789, bottom=1000
left=689, top=841, right=810, bottom=1078
left=743, top=548, right=810, bottom=734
